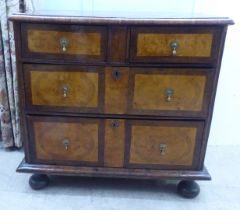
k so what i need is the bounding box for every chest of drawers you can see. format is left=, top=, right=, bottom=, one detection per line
left=10, top=13, right=233, bottom=198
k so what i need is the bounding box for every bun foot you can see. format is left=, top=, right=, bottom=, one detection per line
left=29, top=174, right=49, bottom=190
left=177, top=180, right=200, bottom=198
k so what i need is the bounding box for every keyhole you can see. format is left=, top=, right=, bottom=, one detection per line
left=112, top=69, right=121, bottom=80
left=111, top=120, right=119, bottom=128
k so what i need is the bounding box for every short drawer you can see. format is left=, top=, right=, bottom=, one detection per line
left=126, top=120, right=203, bottom=169
left=24, top=64, right=104, bottom=113
left=21, top=23, right=107, bottom=62
left=27, top=116, right=103, bottom=165
left=130, top=26, right=221, bottom=64
left=129, top=68, right=213, bottom=117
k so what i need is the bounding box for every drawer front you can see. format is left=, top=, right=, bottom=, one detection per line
left=126, top=120, right=203, bottom=169
left=28, top=116, right=103, bottom=165
left=27, top=117, right=203, bottom=169
left=129, top=68, right=212, bottom=117
left=24, top=64, right=104, bottom=113
left=21, top=24, right=107, bottom=61
left=130, top=26, right=220, bottom=64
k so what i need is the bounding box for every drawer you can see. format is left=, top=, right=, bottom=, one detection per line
left=129, top=68, right=213, bottom=117
left=130, top=26, right=221, bottom=64
left=21, top=23, right=107, bottom=62
left=24, top=64, right=104, bottom=113
left=27, top=116, right=202, bottom=169
left=126, top=120, right=203, bottom=169
left=27, top=116, right=103, bottom=165
left=24, top=65, right=212, bottom=117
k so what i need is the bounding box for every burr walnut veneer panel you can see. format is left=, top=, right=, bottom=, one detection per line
left=132, top=70, right=207, bottom=111
left=128, top=121, right=203, bottom=168
left=24, top=64, right=103, bottom=113
left=28, top=116, right=100, bottom=165
left=30, top=71, right=98, bottom=107
left=136, top=34, right=213, bottom=57
left=28, top=30, right=101, bottom=55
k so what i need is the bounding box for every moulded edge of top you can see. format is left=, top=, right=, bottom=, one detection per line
left=9, top=14, right=234, bottom=26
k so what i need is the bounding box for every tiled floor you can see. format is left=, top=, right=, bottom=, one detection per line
left=0, top=145, right=240, bottom=210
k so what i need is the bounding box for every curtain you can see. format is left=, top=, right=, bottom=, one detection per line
left=0, top=0, right=32, bottom=148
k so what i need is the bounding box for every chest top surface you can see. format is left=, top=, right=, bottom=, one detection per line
left=9, top=10, right=234, bottom=25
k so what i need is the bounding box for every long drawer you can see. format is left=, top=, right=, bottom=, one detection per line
left=24, top=64, right=213, bottom=117
left=27, top=115, right=203, bottom=169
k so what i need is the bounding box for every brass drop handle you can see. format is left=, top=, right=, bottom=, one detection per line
left=159, top=144, right=167, bottom=155
left=111, top=120, right=119, bottom=128
left=60, top=37, right=69, bottom=52
left=112, top=69, right=121, bottom=80
left=170, top=41, right=179, bottom=56
left=62, top=84, right=70, bottom=98
left=63, top=138, right=70, bottom=150
left=165, top=88, right=174, bottom=102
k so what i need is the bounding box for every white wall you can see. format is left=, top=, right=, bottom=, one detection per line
left=32, top=0, right=240, bottom=145
left=193, top=0, right=240, bottom=145
left=32, top=0, right=195, bottom=13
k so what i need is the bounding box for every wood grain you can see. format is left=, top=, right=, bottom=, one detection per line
left=129, top=122, right=197, bottom=166
left=105, top=67, right=129, bottom=114
left=133, top=71, right=206, bottom=111
left=137, top=33, right=213, bottom=57
left=104, top=119, right=125, bottom=167
left=27, top=29, right=101, bottom=55
left=108, top=26, right=128, bottom=62
left=33, top=119, right=99, bottom=162
left=30, top=69, right=99, bottom=108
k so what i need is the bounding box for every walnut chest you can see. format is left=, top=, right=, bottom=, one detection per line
left=10, top=12, right=233, bottom=198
